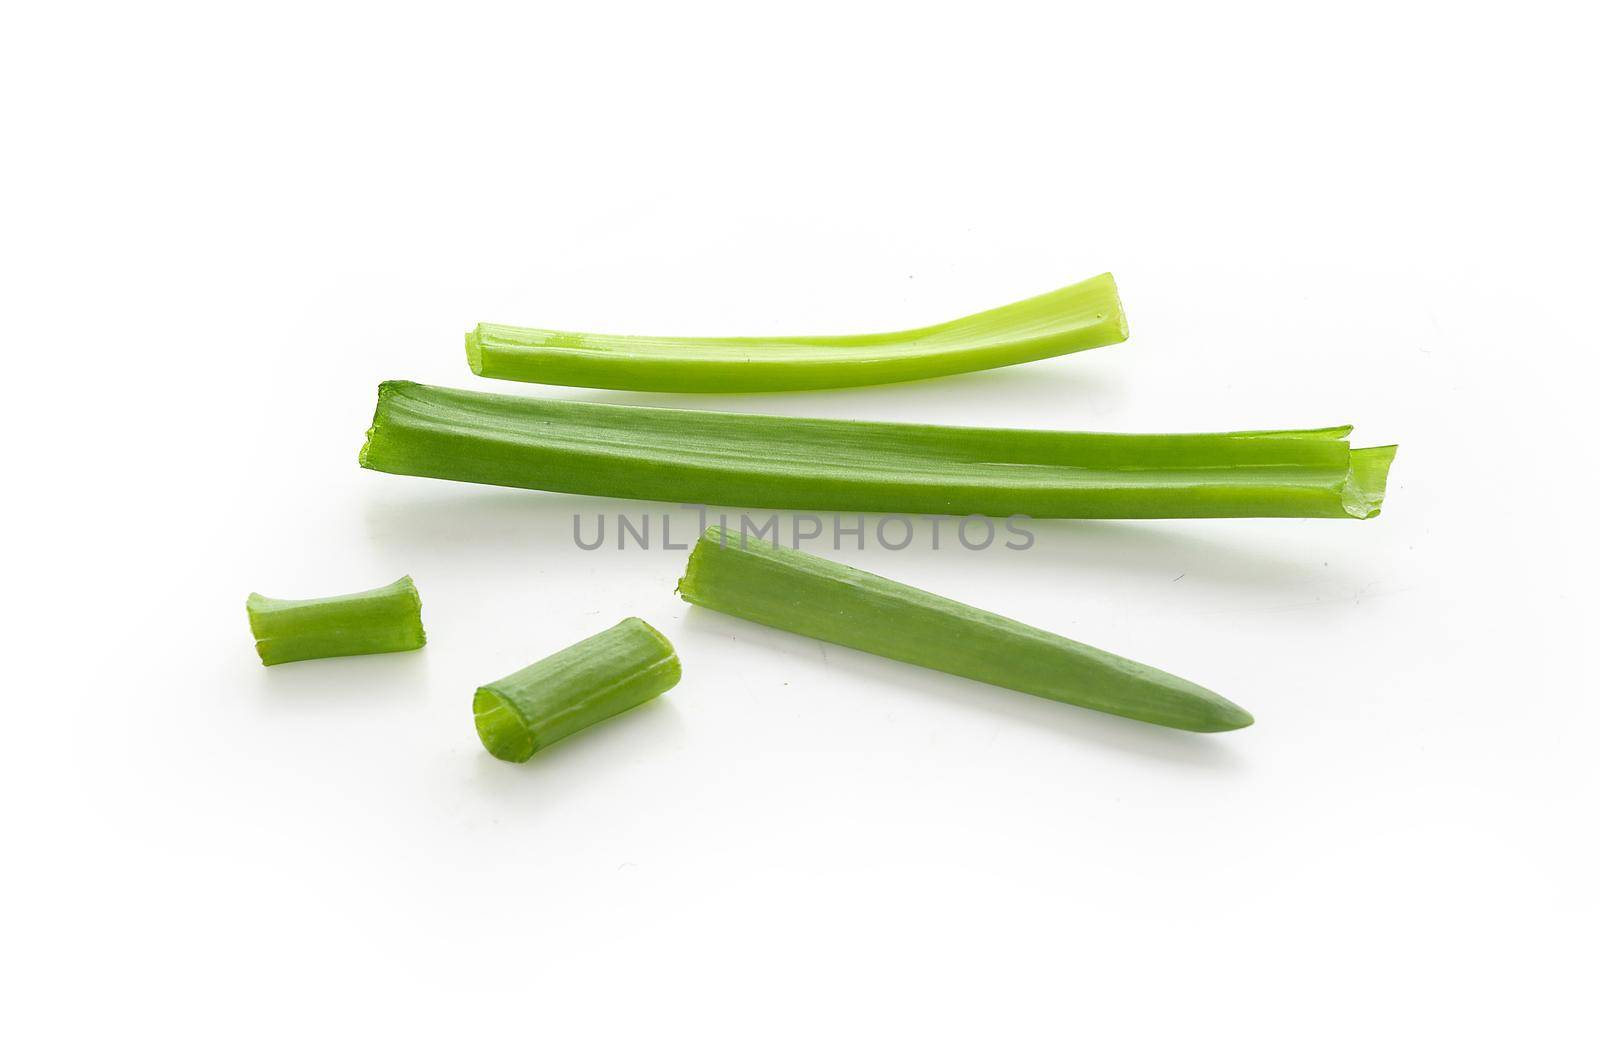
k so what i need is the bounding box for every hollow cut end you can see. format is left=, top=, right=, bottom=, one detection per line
left=474, top=688, right=536, bottom=763
left=1341, top=445, right=1399, bottom=519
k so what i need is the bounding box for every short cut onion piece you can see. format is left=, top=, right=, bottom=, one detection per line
left=678, top=527, right=1253, bottom=733
left=246, top=575, right=425, bottom=666
left=473, top=618, right=681, bottom=763
left=465, top=273, right=1128, bottom=392
left=360, top=381, right=1396, bottom=520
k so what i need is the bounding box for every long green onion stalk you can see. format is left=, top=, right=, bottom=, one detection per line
left=360, top=381, right=1396, bottom=519
left=466, top=273, right=1128, bottom=392
left=678, top=528, right=1251, bottom=732
left=473, top=618, right=681, bottom=762
left=246, top=575, right=425, bottom=666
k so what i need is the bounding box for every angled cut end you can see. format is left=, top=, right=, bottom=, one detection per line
left=1008, top=272, right=1129, bottom=352
left=623, top=617, right=680, bottom=671
left=1095, top=272, right=1131, bottom=345
left=1341, top=445, right=1399, bottom=519
left=464, top=326, right=485, bottom=376
left=474, top=687, right=536, bottom=763
left=358, top=380, right=406, bottom=470
left=676, top=525, right=727, bottom=601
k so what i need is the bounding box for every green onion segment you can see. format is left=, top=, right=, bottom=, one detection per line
left=361, top=381, right=1396, bottom=519
left=473, top=617, right=682, bottom=762
left=246, top=575, right=426, bottom=666
left=678, top=528, right=1252, bottom=733
left=466, top=273, right=1128, bottom=392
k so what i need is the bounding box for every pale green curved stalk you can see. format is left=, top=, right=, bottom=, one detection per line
left=360, top=381, right=1397, bottom=520
left=466, top=273, right=1127, bottom=392
left=678, top=528, right=1251, bottom=733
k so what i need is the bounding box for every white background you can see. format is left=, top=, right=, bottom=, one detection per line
left=5, top=2, right=1596, bottom=1050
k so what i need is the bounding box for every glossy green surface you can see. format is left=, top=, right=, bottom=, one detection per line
left=678, top=529, right=1252, bottom=733
left=466, top=273, right=1128, bottom=392
left=473, top=618, right=682, bottom=763
left=246, top=576, right=425, bottom=666
left=360, top=381, right=1396, bottom=519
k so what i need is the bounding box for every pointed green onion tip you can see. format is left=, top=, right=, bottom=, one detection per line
left=679, top=527, right=1253, bottom=733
